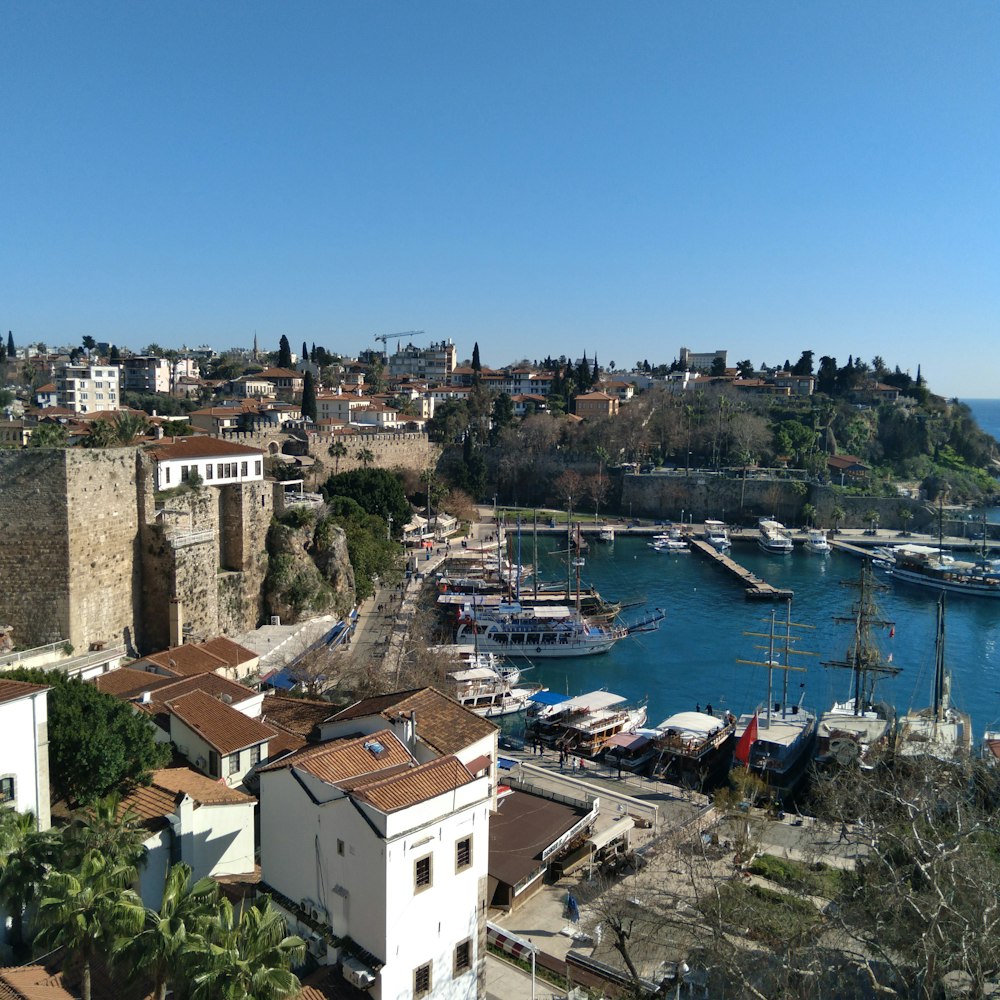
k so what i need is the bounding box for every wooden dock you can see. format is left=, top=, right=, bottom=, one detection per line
left=689, top=538, right=793, bottom=601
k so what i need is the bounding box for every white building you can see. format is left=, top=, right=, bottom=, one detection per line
left=54, top=362, right=120, bottom=414
left=118, top=766, right=257, bottom=908
left=260, top=688, right=498, bottom=998
left=0, top=679, right=51, bottom=830
left=386, top=340, right=456, bottom=382
left=147, top=437, right=265, bottom=491
left=121, top=355, right=172, bottom=393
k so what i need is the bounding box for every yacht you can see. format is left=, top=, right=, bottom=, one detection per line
left=804, top=528, right=831, bottom=554
left=528, top=689, right=648, bottom=756
left=757, top=519, right=793, bottom=554
left=703, top=520, right=731, bottom=552
left=650, top=526, right=689, bottom=552
left=598, top=525, right=616, bottom=544
left=650, top=710, right=736, bottom=790
left=896, top=595, right=972, bottom=761
left=447, top=665, right=542, bottom=718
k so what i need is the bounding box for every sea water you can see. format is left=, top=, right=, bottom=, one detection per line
left=511, top=534, right=1000, bottom=747
left=964, top=399, right=1000, bottom=525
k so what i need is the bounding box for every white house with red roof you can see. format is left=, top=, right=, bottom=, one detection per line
left=147, top=437, right=265, bottom=491
left=259, top=719, right=491, bottom=998
left=0, top=679, right=51, bottom=830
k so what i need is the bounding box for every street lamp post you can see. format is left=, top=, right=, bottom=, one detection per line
left=386, top=513, right=393, bottom=541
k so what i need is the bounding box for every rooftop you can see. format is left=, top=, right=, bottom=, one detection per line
left=166, top=690, right=277, bottom=754
left=148, top=436, right=265, bottom=462
left=0, top=678, right=49, bottom=706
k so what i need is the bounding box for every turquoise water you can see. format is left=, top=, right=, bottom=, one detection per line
left=964, top=399, right=1000, bottom=524
left=511, top=535, right=1000, bottom=747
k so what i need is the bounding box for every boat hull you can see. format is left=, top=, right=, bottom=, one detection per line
left=890, top=567, right=1000, bottom=598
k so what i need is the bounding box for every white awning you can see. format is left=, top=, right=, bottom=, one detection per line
left=587, top=816, right=634, bottom=852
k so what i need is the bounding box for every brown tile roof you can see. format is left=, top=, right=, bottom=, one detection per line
left=147, top=437, right=265, bottom=461
left=142, top=644, right=228, bottom=678
left=196, top=637, right=258, bottom=669
left=93, top=668, right=176, bottom=699
left=261, top=694, right=336, bottom=738
left=140, top=673, right=257, bottom=716
left=166, top=690, right=277, bottom=754
left=260, top=728, right=411, bottom=783
left=0, top=954, right=152, bottom=1000
left=351, top=755, right=475, bottom=813
left=328, top=687, right=497, bottom=757
left=0, top=678, right=49, bottom=706
left=151, top=766, right=256, bottom=806
left=264, top=730, right=306, bottom=758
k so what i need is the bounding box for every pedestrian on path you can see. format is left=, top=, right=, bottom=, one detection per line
left=838, top=822, right=850, bottom=844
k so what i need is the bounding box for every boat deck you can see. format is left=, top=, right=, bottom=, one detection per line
left=689, top=539, right=793, bottom=600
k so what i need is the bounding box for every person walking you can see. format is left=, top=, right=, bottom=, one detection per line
left=838, top=822, right=850, bottom=844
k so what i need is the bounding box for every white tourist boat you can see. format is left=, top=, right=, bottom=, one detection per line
left=528, top=689, right=648, bottom=756
left=887, top=544, right=1000, bottom=599
left=896, top=596, right=972, bottom=761
left=757, top=519, right=793, bottom=554
left=598, top=526, right=616, bottom=544
left=703, top=520, right=731, bottom=552
left=804, top=528, right=831, bottom=554
left=447, top=666, right=542, bottom=718
left=650, top=526, right=689, bottom=552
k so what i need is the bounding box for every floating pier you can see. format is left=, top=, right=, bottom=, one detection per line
left=689, top=538, right=793, bottom=600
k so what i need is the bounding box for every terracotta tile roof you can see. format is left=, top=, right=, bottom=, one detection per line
left=151, top=766, right=256, bottom=806
left=264, top=730, right=306, bottom=758
left=166, top=690, right=277, bottom=754
left=351, top=755, right=475, bottom=813
left=116, top=783, right=178, bottom=829
left=257, top=368, right=302, bottom=379
left=147, top=437, right=265, bottom=461
left=196, top=637, right=258, bottom=669
left=0, top=954, right=152, bottom=1000
left=260, top=728, right=411, bottom=783
left=93, top=668, right=176, bottom=699
left=142, top=644, right=229, bottom=678
left=139, top=673, right=257, bottom=716
left=328, top=687, right=497, bottom=757
left=261, top=694, right=336, bottom=738
left=0, top=679, right=49, bottom=706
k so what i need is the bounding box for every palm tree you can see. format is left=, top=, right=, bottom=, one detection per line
left=112, top=411, right=151, bottom=444
left=328, top=439, right=348, bottom=475
left=28, top=422, right=68, bottom=448
left=37, top=853, right=145, bottom=1000
left=82, top=418, right=117, bottom=449
left=356, top=447, right=375, bottom=469
left=801, top=502, right=817, bottom=528
left=64, top=793, right=148, bottom=870
left=193, top=897, right=305, bottom=1000
left=0, top=810, right=59, bottom=955
left=898, top=506, right=914, bottom=536
left=112, top=863, right=219, bottom=1000
left=831, top=505, right=847, bottom=534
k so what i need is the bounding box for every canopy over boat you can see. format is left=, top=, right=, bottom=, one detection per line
left=656, top=711, right=726, bottom=739
left=529, top=690, right=570, bottom=707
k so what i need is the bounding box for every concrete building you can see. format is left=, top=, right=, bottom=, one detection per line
left=0, top=679, right=51, bottom=830
left=259, top=727, right=491, bottom=998
left=121, top=356, right=172, bottom=394
left=678, top=346, right=727, bottom=372
left=574, top=390, right=619, bottom=418
left=387, top=340, right=456, bottom=382
left=148, top=437, right=265, bottom=491
left=55, top=362, right=120, bottom=414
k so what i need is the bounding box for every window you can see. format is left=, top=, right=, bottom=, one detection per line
left=414, top=963, right=432, bottom=998
left=0, top=775, right=15, bottom=804
left=456, top=836, right=473, bottom=871
left=227, top=753, right=240, bottom=776
left=249, top=744, right=261, bottom=766
left=208, top=751, right=220, bottom=776
left=454, top=939, right=472, bottom=976
left=217, top=463, right=224, bottom=478
left=337, top=839, right=345, bottom=856
left=255, top=460, right=262, bottom=475
left=205, top=464, right=213, bottom=480
left=181, top=465, right=190, bottom=481
left=241, top=461, right=248, bottom=476
left=164, top=467, right=171, bottom=484
left=414, top=854, right=432, bottom=892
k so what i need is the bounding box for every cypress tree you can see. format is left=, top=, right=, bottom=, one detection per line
left=471, top=342, right=481, bottom=372
left=592, top=354, right=599, bottom=382
left=278, top=335, right=292, bottom=369
left=301, top=369, right=317, bottom=421
left=109, top=344, right=121, bottom=364
left=310, top=342, right=317, bottom=363
left=302, top=341, right=309, bottom=363
left=6, top=331, right=14, bottom=358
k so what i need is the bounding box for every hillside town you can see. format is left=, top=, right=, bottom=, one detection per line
left=2, top=333, right=1000, bottom=1000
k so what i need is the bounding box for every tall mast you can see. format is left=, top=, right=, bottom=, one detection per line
left=739, top=601, right=816, bottom=729
left=566, top=497, right=573, bottom=602
left=516, top=514, right=522, bottom=602
left=532, top=508, right=539, bottom=602
left=822, top=560, right=900, bottom=715
left=933, top=595, right=946, bottom=723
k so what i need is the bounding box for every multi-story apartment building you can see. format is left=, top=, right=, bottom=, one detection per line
left=678, top=346, right=727, bottom=372
left=122, top=355, right=172, bottom=393
left=387, top=340, right=456, bottom=382
left=55, top=362, right=120, bottom=414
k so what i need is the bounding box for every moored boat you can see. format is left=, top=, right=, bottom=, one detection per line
left=757, top=519, right=793, bottom=554
left=703, top=520, right=731, bottom=552
left=528, top=689, right=647, bottom=756
left=804, top=528, right=831, bottom=554
left=650, top=710, right=736, bottom=790
left=598, top=526, right=616, bottom=544
left=887, top=544, right=1000, bottom=599
left=447, top=665, right=543, bottom=718
left=896, top=595, right=972, bottom=761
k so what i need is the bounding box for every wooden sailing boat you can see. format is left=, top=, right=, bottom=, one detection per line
left=896, top=595, right=972, bottom=760
left=817, top=561, right=901, bottom=766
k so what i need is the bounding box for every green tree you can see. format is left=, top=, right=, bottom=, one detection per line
left=5, top=670, right=170, bottom=805
left=300, top=370, right=317, bottom=421
left=82, top=419, right=117, bottom=449
left=37, top=853, right=146, bottom=1000
left=112, top=411, right=151, bottom=444
left=355, top=446, right=375, bottom=468
left=898, top=505, right=913, bottom=535
left=0, top=810, right=60, bottom=955
left=82, top=335, right=97, bottom=353
left=471, top=341, right=481, bottom=374
left=323, top=467, right=410, bottom=535
left=109, top=344, right=121, bottom=364
left=801, top=502, right=817, bottom=527
left=193, top=897, right=304, bottom=1000
left=6, top=330, right=14, bottom=358
left=791, top=350, right=814, bottom=376
left=327, top=439, right=348, bottom=474
left=831, top=504, right=847, bottom=532
left=710, top=356, right=727, bottom=376
left=28, top=422, right=69, bottom=448
left=112, top=863, right=219, bottom=1000
left=64, top=793, right=149, bottom=870
left=736, top=359, right=755, bottom=378
left=490, top=392, right=515, bottom=444
left=277, top=335, right=292, bottom=369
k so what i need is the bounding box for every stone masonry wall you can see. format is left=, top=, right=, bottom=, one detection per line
left=0, top=450, right=72, bottom=648
left=217, top=481, right=273, bottom=635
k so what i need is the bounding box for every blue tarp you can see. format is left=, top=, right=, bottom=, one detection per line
left=262, top=669, right=296, bottom=690
left=497, top=757, right=518, bottom=770
left=529, top=690, right=569, bottom=706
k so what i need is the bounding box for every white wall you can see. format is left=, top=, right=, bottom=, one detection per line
left=155, top=454, right=263, bottom=491
left=0, top=689, right=49, bottom=830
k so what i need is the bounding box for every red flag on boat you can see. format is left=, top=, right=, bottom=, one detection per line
left=889, top=626, right=895, bottom=638
left=734, top=713, right=758, bottom=765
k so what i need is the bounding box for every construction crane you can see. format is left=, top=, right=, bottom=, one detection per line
left=373, top=330, right=425, bottom=356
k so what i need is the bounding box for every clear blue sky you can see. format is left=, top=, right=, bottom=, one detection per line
left=3, top=2, right=998, bottom=398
